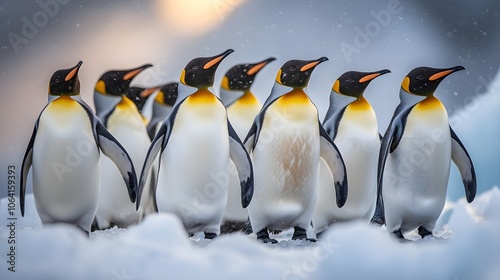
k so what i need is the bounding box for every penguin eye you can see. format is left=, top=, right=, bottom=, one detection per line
left=416, top=75, right=425, bottom=80
left=346, top=79, right=355, bottom=83
left=288, top=66, right=296, bottom=71
left=192, top=65, right=199, bottom=70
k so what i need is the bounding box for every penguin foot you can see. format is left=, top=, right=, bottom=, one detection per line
left=204, top=232, right=217, bottom=239
left=90, top=219, right=99, bottom=232
left=220, top=221, right=247, bottom=234
left=418, top=226, right=433, bottom=239
left=292, top=227, right=315, bottom=242
left=392, top=229, right=405, bottom=240
left=256, top=228, right=278, bottom=244
left=241, top=218, right=253, bottom=235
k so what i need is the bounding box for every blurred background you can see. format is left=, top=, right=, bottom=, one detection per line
left=1, top=0, right=499, bottom=200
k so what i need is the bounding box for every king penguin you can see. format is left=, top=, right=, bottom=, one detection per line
left=218, top=57, right=276, bottom=234
left=146, top=82, right=178, bottom=140
left=244, top=57, right=348, bottom=243
left=374, top=66, right=476, bottom=239
left=94, top=65, right=157, bottom=229
left=138, top=49, right=254, bottom=239
left=93, top=64, right=152, bottom=122
left=127, top=86, right=160, bottom=125
left=20, top=61, right=137, bottom=234
left=312, top=69, right=390, bottom=235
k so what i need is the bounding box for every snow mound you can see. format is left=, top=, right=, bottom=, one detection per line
left=1, top=188, right=499, bottom=280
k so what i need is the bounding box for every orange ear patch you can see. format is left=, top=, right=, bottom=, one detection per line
left=401, top=77, right=410, bottom=92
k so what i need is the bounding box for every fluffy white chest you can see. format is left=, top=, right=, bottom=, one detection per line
left=314, top=101, right=380, bottom=226
left=249, top=92, right=320, bottom=229
left=227, top=100, right=261, bottom=140
left=32, top=98, right=100, bottom=221
left=156, top=95, right=230, bottom=231
left=383, top=97, right=451, bottom=231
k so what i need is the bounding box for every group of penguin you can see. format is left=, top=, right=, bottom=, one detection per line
left=20, top=49, right=477, bottom=243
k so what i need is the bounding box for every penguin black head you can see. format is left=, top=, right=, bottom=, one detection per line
left=49, top=61, right=83, bottom=96
left=401, top=66, right=465, bottom=96
left=127, top=86, right=159, bottom=112
left=276, top=57, right=329, bottom=88
left=221, top=57, right=276, bottom=91
left=180, top=49, right=234, bottom=88
left=333, top=69, right=391, bottom=98
left=156, top=82, right=178, bottom=106
left=95, top=64, right=153, bottom=96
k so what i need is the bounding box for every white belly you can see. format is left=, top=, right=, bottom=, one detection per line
left=96, top=108, right=152, bottom=227
left=383, top=101, right=451, bottom=233
left=248, top=105, right=320, bottom=231
left=313, top=104, right=379, bottom=232
left=32, top=103, right=100, bottom=230
left=156, top=101, right=229, bottom=234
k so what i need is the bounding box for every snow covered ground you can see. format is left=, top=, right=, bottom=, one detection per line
left=1, top=187, right=499, bottom=280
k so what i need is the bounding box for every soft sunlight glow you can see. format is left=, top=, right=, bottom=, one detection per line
left=156, top=0, right=244, bottom=36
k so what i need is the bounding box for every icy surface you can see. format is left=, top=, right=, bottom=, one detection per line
left=1, top=187, right=499, bottom=280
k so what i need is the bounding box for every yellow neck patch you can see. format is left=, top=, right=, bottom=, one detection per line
left=348, top=97, right=371, bottom=111
left=186, top=88, right=217, bottom=104
left=52, top=95, right=76, bottom=104
left=50, top=95, right=79, bottom=112
left=279, top=89, right=310, bottom=104
left=116, top=96, right=137, bottom=111
left=416, top=95, right=444, bottom=110
left=235, top=90, right=259, bottom=106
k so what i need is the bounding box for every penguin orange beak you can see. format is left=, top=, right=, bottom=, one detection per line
left=65, top=61, right=83, bottom=81
left=359, top=69, right=391, bottom=83
left=123, top=64, right=153, bottom=81
left=203, top=49, right=234, bottom=70
left=140, top=86, right=160, bottom=98
left=247, top=57, right=277, bottom=76
left=429, top=66, right=465, bottom=81
left=300, top=57, right=329, bottom=72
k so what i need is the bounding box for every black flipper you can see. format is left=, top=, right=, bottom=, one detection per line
left=450, top=126, right=476, bottom=203
left=319, top=122, right=348, bottom=208
left=20, top=119, right=40, bottom=217
left=95, top=121, right=138, bottom=203
left=137, top=101, right=182, bottom=209
left=373, top=104, right=415, bottom=225
left=228, top=120, right=254, bottom=208
left=77, top=101, right=138, bottom=204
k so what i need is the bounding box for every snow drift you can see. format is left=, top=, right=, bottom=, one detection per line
left=1, top=187, right=499, bottom=280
